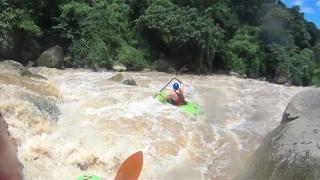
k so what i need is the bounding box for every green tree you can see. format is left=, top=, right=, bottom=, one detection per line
left=138, top=0, right=224, bottom=71
left=288, top=6, right=311, bottom=49
left=0, top=0, right=42, bottom=61
left=313, top=42, right=320, bottom=63
left=231, top=0, right=264, bottom=24
left=205, top=1, right=239, bottom=38
left=260, top=5, right=293, bottom=46
left=56, top=0, right=146, bottom=68
left=290, top=48, right=315, bottom=86
left=225, top=26, right=265, bottom=77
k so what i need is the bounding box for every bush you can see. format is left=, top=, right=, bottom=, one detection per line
left=290, top=48, right=315, bottom=86
left=0, top=3, right=42, bottom=59
left=226, top=53, right=246, bottom=74
left=225, top=26, right=264, bottom=77
left=138, top=0, right=224, bottom=70
left=67, top=38, right=110, bottom=68
left=116, top=44, right=147, bottom=71
left=312, top=66, right=320, bottom=86
left=55, top=1, right=132, bottom=68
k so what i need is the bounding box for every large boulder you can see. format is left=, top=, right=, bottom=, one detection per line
left=152, top=59, right=175, bottom=73
left=0, top=60, right=33, bottom=77
left=235, top=88, right=320, bottom=180
left=36, top=45, right=64, bottom=69
left=274, top=69, right=289, bottom=84
left=0, top=113, right=24, bottom=180
left=0, top=60, right=47, bottom=80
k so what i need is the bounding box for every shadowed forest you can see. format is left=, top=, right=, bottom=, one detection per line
left=1, top=0, right=320, bottom=85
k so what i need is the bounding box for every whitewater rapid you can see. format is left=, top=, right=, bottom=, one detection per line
left=0, top=68, right=307, bottom=180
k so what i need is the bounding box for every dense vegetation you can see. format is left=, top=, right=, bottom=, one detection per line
left=0, top=0, right=319, bottom=85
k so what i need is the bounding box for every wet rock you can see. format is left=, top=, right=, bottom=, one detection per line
left=0, top=60, right=33, bottom=77
left=242, top=74, right=247, bottom=79
left=0, top=73, right=60, bottom=98
left=142, top=68, right=152, bottom=72
left=108, top=73, right=124, bottom=82
left=108, top=73, right=137, bottom=86
left=152, top=59, right=171, bottom=72
left=0, top=113, right=24, bottom=180
left=23, top=94, right=61, bottom=121
left=0, top=60, right=47, bottom=80
left=122, top=77, right=137, bottom=86
left=36, top=45, right=64, bottom=69
left=168, top=67, right=176, bottom=74
left=236, top=88, right=320, bottom=180
left=275, top=69, right=289, bottom=84
left=229, top=71, right=241, bottom=78
left=112, top=63, right=127, bottom=72
left=26, top=61, right=34, bottom=68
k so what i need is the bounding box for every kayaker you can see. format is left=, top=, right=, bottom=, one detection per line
left=166, top=77, right=186, bottom=105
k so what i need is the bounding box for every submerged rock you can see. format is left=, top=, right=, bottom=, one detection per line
left=23, top=94, right=60, bottom=121
left=236, top=88, right=320, bottom=180
left=108, top=73, right=124, bottom=82
left=122, top=77, right=137, bottom=86
left=0, top=113, right=24, bottom=180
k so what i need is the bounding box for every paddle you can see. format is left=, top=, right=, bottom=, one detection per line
left=154, top=64, right=188, bottom=98
left=77, top=151, right=143, bottom=180
left=114, top=151, right=143, bottom=180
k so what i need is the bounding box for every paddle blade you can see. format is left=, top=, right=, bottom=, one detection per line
left=114, top=151, right=143, bottom=180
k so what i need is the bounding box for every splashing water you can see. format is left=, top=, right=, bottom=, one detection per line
left=0, top=68, right=307, bottom=180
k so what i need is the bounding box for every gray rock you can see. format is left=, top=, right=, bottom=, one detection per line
left=112, top=63, right=127, bottom=72
left=275, top=69, right=289, bottom=84
left=235, top=88, right=320, bottom=180
left=242, top=74, right=247, bottom=79
left=0, top=60, right=47, bottom=80
left=229, top=71, right=241, bottom=78
left=0, top=60, right=32, bottom=76
left=108, top=73, right=124, bottom=82
left=142, top=68, right=152, bottom=72
left=152, top=59, right=170, bottom=72
left=26, top=61, right=34, bottom=68
left=168, top=67, right=176, bottom=74
left=122, top=77, right=137, bottom=86
left=36, top=45, right=64, bottom=69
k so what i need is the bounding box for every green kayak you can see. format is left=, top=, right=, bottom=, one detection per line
left=76, top=175, right=101, bottom=180
left=155, top=92, right=201, bottom=117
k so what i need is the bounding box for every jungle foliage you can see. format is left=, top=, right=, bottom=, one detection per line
left=0, top=0, right=319, bottom=85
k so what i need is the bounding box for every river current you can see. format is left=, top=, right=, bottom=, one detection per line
left=0, top=68, right=306, bottom=180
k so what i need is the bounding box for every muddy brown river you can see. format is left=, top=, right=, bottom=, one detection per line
left=0, top=68, right=307, bottom=179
